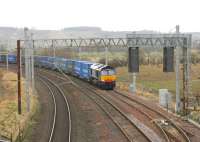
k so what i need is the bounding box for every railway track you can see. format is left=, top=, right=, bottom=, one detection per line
left=111, top=90, right=191, bottom=142
left=38, top=69, right=158, bottom=142
left=79, top=81, right=191, bottom=142
left=36, top=73, right=72, bottom=142
left=37, top=78, right=57, bottom=142
left=72, top=80, right=174, bottom=142
left=81, top=85, right=159, bottom=142
left=38, top=68, right=191, bottom=142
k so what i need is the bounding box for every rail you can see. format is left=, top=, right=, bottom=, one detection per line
left=37, top=73, right=72, bottom=142
left=37, top=77, right=57, bottom=142
left=113, top=90, right=191, bottom=142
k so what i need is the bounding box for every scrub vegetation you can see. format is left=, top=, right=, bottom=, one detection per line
left=0, top=69, right=38, bottom=141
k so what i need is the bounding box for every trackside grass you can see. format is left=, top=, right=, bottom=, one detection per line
left=0, top=69, right=38, bottom=141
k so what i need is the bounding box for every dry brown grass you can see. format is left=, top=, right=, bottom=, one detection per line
left=116, top=64, right=200, bottom=95
left=0, top=69, right=38, bottom=141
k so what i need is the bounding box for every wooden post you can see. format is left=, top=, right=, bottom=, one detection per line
left=17, top=40, right=22, bottom=114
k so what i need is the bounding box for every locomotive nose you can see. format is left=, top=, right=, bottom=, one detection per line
left=101, top=75, right=116, bottom=82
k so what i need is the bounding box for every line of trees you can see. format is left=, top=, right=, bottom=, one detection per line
left=100, top=49, right=200, bottom=68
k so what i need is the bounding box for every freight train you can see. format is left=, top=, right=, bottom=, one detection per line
left=0, top=55, right=116, bottom=90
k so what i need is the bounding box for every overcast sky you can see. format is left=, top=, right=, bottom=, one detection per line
left=0, top=0, right=199, bottom=32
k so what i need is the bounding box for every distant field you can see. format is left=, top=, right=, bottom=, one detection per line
left=116, top=64, right=200, bottom=96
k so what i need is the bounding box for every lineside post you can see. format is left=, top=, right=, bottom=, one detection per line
left=175, top=25, right=181, bottom=113
left=17, top=40, right=22, bottom=114
left=132, top=72, right=137, bottom=95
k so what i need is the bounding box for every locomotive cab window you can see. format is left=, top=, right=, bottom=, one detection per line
left=101, top=70, right=115, bottom=75
left=108, top=70, right=115, bottom=75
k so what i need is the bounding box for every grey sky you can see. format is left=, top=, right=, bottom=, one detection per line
left=0, top=0, right=199, bottom=32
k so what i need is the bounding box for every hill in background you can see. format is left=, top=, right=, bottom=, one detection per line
left=0, top=26, right=163, bottom=40
left=0, top=26, right=200, bottom=49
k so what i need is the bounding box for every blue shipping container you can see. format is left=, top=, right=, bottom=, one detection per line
left=74, top=61, right=82, bottom=76
left=79, top=61, right=93, bottom=79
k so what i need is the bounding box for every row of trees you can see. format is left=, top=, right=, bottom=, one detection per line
left=99, top=49, right=200, bottom=67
